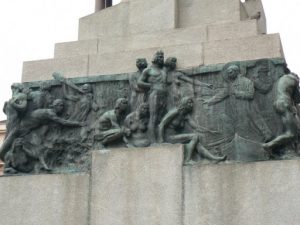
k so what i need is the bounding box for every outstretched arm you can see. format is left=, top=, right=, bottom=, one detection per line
left=49, top=113, right=83, bottom=127
left=53, top=72, right=82, bottom=101
left=178, top=73, right=213, bottom=88
left=203, top=87, right=229, bottom=106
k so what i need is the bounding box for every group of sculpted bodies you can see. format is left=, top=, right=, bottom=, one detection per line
left=1, top=50, right=300, bottom=173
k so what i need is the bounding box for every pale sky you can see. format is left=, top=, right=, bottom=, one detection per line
left=0, top=0, right=299, bottom=120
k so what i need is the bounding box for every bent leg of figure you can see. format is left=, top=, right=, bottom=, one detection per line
left=0, top=129, right=18, bottom=161
left=196, top=142, right=227, bottom=162
left=101, top=129, right=124, bottom=145
left=263, top=112, right=297, bottom=151
left=39, top=155, right=51, bottom=171
left=148, top=92, right=158, bottom=143
left=184, top=134, right=199, bottom=165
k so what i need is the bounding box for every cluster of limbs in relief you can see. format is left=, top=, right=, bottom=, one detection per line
left=1, top=50, right=300, bottom=174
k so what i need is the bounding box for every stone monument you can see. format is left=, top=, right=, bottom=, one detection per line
left=1, top=0, right=300, bottom=225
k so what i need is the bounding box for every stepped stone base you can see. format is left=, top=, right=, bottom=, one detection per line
left=55, top=20, right=259, bottom=59
left=1, top=146, right=300, bottom=225
left=22, top=33, right=283, bottom=82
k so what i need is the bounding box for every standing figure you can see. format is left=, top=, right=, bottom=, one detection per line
left=27, top=81, right=53, bottom=111
left=262, top=73, right=300, bottom=154
left=158, top=97, right=226, bottom=165
left=129, top=58, right=148, bottom=111
left=204, top=64, right=272, bottom=141
left=124, top=103, right=150, bottom=147
left=94, top=98, right=130, bottom=147
left=164, top=57, right=212, bottom=108
left=53, top=72, right=98, bottom=122
left=138, top=51, right=168, bottom=143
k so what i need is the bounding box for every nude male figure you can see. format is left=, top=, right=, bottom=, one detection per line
left=138, top=50, right=167, bottom=142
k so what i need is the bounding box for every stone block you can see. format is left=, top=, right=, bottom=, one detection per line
left=78, top=2, right=130, bottom=40
left=203, top=33, right=284, bottom=65
left=54, top=39, right=98, bottom=58
left=22, top=55, right=89, bottom=82
left=89, top=145, right=183, bottom=225
left=178, top=0, right=242, bottom=28
left=183, top=159, right=300, bottom=225
left=0, top=173, right=89, bottom=225
left=242, top=0, right=267, bottom=34
left=128, top=0, right=177, bottom=34
left=98, top=26, right=207, bottom=54
left=89, top=43, right=203, bottom=75
left=207, top=20, right=259, bottom=41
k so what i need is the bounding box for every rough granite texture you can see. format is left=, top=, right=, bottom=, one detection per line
left=0, top=173, right=89, bottom=225
left=89, top=145, right=184, bottom=225
left=184, top=159, right=300, bottom=225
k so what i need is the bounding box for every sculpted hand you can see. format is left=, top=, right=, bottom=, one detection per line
left=52, top=72, right=65, bottom=82
left=123, top=128, right=131, bottom=136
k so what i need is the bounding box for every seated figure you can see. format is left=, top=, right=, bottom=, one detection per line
left=94, top=98, right=130, bottom=148
left=158, top=97, right=226, bottom=165
left=124, top=103, right=151, bottom=147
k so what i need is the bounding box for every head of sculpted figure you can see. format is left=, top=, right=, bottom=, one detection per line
left=178, top=96, right=194, bottom=114
left=164, top=57, right=177, bottom=71
left=115, top=98, right=128, bottom=112
left=136, top=58, right=148, bottom=71
left=138, top=103, right=149, bottom=118
left=152, top=50, right=164, bottom=67
left=225, top=65, right=240, bottom=81
left=52, top=99, right=64, bottom=115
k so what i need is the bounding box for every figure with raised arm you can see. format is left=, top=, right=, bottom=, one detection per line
left=164, top=57, right=213, bottom=107
left=53, top=72, right=98, bottom=122
left=0, top=99, right=83, bottom=162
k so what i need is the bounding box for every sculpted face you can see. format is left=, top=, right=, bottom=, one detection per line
left=226, top=65, right=239, bottom=80
left=186, top=98, right=194, bottom=112
left=82, top=84, right=92, bottom=93
left=139, top=104, right=149, bottom=117
left=165, top=57, right=177, bottom=71
left=153, top=51, right=164, bottom=67
left=53, top=99, right=64, bottom=114
left=136, top=58, right=148, bottom=71
left=116, top=98, right=128, bottom=112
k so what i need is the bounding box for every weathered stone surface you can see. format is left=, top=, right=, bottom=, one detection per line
left=207, top=20, right=259, bottom=41
left=128, top=0, right=177, bottom=34
left=204, top=33, right=283, bottom=65
left=98, top=26, right=207, bottom=54
left=184, top=159, right=300, bottom=225
left=89, top=43, right=203, bottom=75
left=90, top=145, right=183, bottom=225
left=178, top=0, right=242, bottom=28
left=78, top=2, right=130, bottom=40
left=0, top=173, right=89, bottom=225
left=242, top=0, right=267, bottom=34
left=22, top=55, right=89, bottom=82
left=54, top=39, right=98, bottom=58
